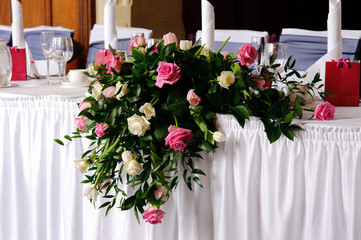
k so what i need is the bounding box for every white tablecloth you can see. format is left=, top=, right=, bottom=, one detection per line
left=1, top=81, right=361, bottom=240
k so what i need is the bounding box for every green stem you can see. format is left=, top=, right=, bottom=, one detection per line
left=98, top=134, right=122, bottom=159
left=216, top=36, right=231, bottom=55
left=173, top=114, right=178, bottom=127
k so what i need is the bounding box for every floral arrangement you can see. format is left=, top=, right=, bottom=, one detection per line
left=56, top=32, right=332, bottom=225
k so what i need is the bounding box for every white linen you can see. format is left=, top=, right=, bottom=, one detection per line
left=89, top=24, right=153, bottom=45
left=201, top=0, right=215, bottom=50
left=1, top=83, right=361, bottom=240
left=305, top=0, right=342, bottom=83
left=281, top=28, right=361, bottom=40
left=104, top=0, right=118, bottom=50
left=196, top=29, right=269, bottom=44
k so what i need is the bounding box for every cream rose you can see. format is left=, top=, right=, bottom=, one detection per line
left=83, top=187, right=98, bottom=202
left=127, top=114, right=151, bottom=136
left=139, top=102, right=156, bottom=120
left=124, top=159, right=143, bottom=175
left=217, top=71, right=235, bottom=89
left=74, top=158, right=91, bottom=173
left=92, top=82, right=103, bottom=101
left=200, top=47, right=210, bottom=59
left=122, top=150, right=134, bottom=162
left=179, top=40, right=192, bottom=51
left=87, top=63, right=97, bottom=75
left=116, top=83, right=130, bottom=99
left=213, top=131, right=226, bottom=142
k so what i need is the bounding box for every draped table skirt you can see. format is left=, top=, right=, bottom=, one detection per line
left=1, top=95, right=361, bottom=240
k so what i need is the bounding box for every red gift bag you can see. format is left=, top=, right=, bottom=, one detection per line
left=325, top=58, right=360, bottom=106
left=9, top=46, right=27, bottom=81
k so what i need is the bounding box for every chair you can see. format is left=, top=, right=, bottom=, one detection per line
left=0, top=25, right=12, bottom=45
left=24, top=25, right=74, bottom=76
left=86, top=24, right=153, bottom=66
left=279, top=28, right=361, bottom=71
left=195, top=29, right=269, bottom=54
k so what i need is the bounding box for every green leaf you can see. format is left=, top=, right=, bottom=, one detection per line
left=99, top=201, right=111, bottom=209
left=231, top=105, right=249, bottom=119
left=261, top=118, right=282, bottom=143
left=194, top=115, right=208, bottom=133
left=132, top=47, right=145, bottom=62
left=283, top=112, right=294, bottom=124
left=163, top=42, right=176, bottom=57
left=281, top=124, right=294, bottom=140
left=200, top=140, right=215, bottom=152
left=191, top=168, right=206, bottom=176
left=193, top=176, right=203, bottom=188
left=64, top=135, right=72, bottom=141
left=54, top=139, right=64, bottom=146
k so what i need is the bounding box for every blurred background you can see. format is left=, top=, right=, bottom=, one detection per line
left=0, top=0, right=359, bottom=70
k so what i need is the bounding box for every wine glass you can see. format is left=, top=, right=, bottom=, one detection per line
left=251, top=36, right=265, bottom=72
left=62, top=37, right=74, bottom=82
left=51, top=37, right=68, bottom=84
left=41, top=32, right=54, bottom=85
left=262, top=43, right=288, bottom=75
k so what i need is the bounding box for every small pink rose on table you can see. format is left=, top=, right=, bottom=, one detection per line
left=187, top=89, right=201, bottom=106
left=313, top=101, right=335, bottom=121
left=163, top=32, right=178, bottom=46
left=95, top=122, right=110, bottom=137
left=155, top=61, right=181, bottom=88
left=237, top=44, right=258, bottom=67
left=165, top=125, right=192, bottom=151
left=142, top=207, right=166, bottom=224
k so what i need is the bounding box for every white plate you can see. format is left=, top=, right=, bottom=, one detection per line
left=60, top=81, right=91, bottom=88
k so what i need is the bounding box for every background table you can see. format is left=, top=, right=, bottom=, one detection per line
left=1, top=81, right=361, bottom=240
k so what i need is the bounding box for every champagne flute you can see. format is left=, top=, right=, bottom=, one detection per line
left=262, top=43, right=288, bottom=75
left=62, top=37, right=74, bottom=82
left=41, top=32, right=54, bottom=85
left=251, top=36, right=265, bottom=73
left=51, top=37, right=67, bottom=84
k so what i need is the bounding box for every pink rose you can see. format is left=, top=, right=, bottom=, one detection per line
left=106, top=54, right=123, bottom=74
left=165, top=125, right=192, bottom=151
left=154, top=185, right=167, bottom=200
left=163, top=32, right=177, bottom=46
left=187, top=89, right=201, bottom=106
left=95, top=122, right=109, bottom=137
left=121, top=150, right=134, bottom=163
left=237, top=44, right=258, bottom=67
left=313, top=101, right=335, bottom=121
left=102, top=86, right=117, bottom=98
left=142, top=207, right=166, bottom=224
left=251, top=74, right=266, bottom=90
left=79, top=101, right=91, bottom=112
left=76, top=115, right=88, bottom=131
left=128, top=36, right=146, bottom=56
left=155, top=61, right=181, bottom=88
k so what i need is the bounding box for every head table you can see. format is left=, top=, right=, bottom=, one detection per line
left=1, top=80, right=361, bottom=240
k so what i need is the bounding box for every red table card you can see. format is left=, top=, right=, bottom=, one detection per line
left=9, top=46, right=27, bottom=81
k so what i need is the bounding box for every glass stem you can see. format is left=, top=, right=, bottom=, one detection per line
left=58, top=63, right=62, bottom=84
left=46, top=58, right=50, bottom=84
left=63, top=63, right=67, bottom=82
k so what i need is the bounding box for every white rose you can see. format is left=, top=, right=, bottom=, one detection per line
left=213, top=131, right=226, bottom=142
left=83, top=187, right=98, bottom=202
left=179, top=40, right=192, bottom=51
left=74, top=158, right=90, bottom=173
left=139, top=102, right=156, bottom=120
left=92, top=82, right=103, bottom=101
left=116, top=83, right=130, bottom=99
left=122, top=150, right=134, bottom=162
left=124, top=159, right=143, bottom=175
left=217, top=71, right=235, bottom=89
left=200, top=47, right=210, bottom=59
left=87, top=63, right=97, bottom=75
left=127, top=114, right=151, bottom=136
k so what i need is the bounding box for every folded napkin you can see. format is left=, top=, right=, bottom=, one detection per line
left=104, top=0, right=118, bottom=50
left=11, top=0, right=40, bottom=78
left=201, top=0, right=215, bottom=50
left=305, top=0, right=342, bottom=83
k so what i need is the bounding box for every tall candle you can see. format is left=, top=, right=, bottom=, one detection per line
left=104, top=0, right=118, bottom=50
left=201, top=0, right=215, bottom=50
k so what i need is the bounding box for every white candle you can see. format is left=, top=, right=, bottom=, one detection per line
left=104, top=0, right=118, bottom=50
left=11, top=0, right=25, bottom=48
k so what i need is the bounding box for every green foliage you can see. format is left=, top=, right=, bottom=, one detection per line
left=56, top=38, right=324, bottom=223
